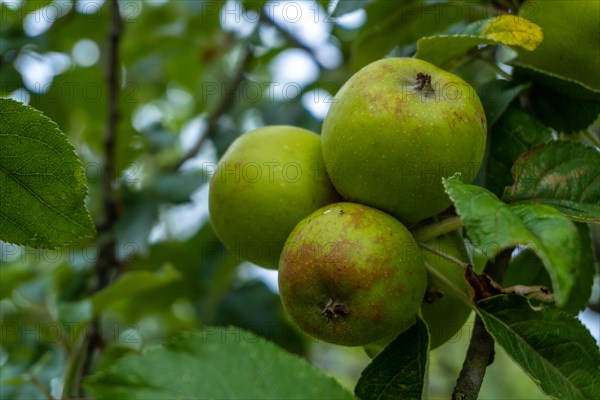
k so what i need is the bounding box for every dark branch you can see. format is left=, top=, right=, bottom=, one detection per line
left=100, top=0, right=123, bottom=234
left=452, top=316, right=495, bottom=400
left=173, top=45, right=254, bottom=170
left=69, top=1, right=123, bottom=397
left=452, top=249, right=512, bottom=400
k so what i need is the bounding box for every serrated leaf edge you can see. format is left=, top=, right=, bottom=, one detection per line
left=0, top=98, right=96, bottom=249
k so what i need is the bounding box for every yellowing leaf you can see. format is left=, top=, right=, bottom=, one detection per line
left=483, top=15, right=543, bottom=51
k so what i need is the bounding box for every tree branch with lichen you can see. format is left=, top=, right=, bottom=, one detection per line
left=451, top=249, right=512, bottom=400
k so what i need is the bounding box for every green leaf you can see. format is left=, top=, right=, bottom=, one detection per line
left=451, top=57, right=499, bottom=88
left=130, top=222, right=241, bottom=321
left=516, top=0, right=600, bottom=91
left=416, top=15, right=542, bottom=69
left=504, top=224, right=594, bottom=314
left=355, top=317, right=428, bottom=400
left=352, top=1, right=459, bottom=70
left=511, top=63, right=600, bottom=132
left=213, top=281, right=306, bottom=355
left=477, top=295, right=600, bottom=400
left=0, top=263, right=34, bottom=300
left=444, top=176, right=584, bottom=308
left=504, top=249, right=550, bottom=287
left=476, top=80, right=528, bottom=127
left=503, top=141, right=600, bottom=222
left=90, top=265, right=182, bottom=314
left=505, top=228, right=594, bottom=316
left=416, top=35, right=494, bottom=69
left=84, top=328, right=355, bottom=400
left=565, top=223, right=596, bottom=313
left=485, top=105, right=552, bottom=196
left=510, top=204, right=590, bottom=313
left=29, top=64, right=108, bottom=156
left=0, top=98, right=95, bottom=249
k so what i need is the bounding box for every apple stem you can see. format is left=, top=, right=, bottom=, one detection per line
left=415, top=73, right=434, bottom=96
left=321, top=298, right=349, bottom=321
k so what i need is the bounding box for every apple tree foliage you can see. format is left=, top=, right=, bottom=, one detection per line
left=0, top=1, right=599, bottom=399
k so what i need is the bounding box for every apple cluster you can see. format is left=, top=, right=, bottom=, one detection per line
left=209, top=58, right=487, bottom=349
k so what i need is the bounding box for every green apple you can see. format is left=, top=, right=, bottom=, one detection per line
left=420, top=231, right=472, bottom=349
left=322, top=58, right=486, bottom=224
left=278, top=202, right=426, bottom=346
left=208, top=126, right=340, bottom=269
left=363, top=231, right=472, bottom=357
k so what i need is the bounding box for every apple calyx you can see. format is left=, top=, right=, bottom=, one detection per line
left=415, top=72, right=434, bottom=96
left=321, top=298, right=349, bottom=321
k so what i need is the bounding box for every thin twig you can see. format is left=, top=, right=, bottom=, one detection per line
left=452, top=249, right=512, bottom=400
left=173, top=45, right=254, bottom=170
left=65, top=1, right=123, bottom=397
left=28, top=373, right=56, bottom=400
left=419, top=242, right=471, bottom=270
left=261, top=11, right=325, bottom=70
